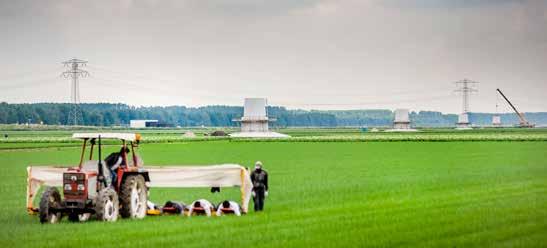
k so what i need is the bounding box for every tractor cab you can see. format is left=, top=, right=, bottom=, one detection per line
left=70, top=133, right=149, bottom=190
left=39, top=133, right=150, bottom=223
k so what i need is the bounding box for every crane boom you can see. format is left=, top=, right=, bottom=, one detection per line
left=496, top=88, right=534, bottom=128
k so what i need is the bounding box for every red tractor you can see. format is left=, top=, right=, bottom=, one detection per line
left=39, top=133, right=149, bottom=223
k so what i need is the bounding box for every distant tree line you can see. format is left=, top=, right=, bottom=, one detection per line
left=1, top=102, right=546, bottom=127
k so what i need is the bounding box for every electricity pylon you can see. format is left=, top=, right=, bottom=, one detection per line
left=62, top=58, right=89, bottom=125
left=454, top=79, right=479, bottom=114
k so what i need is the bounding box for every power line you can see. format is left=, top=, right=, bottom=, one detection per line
left=0, top=76, right=63, bottom=91
left=0, top=65, right=63, bottom=82
left=88, top=64, right=453, bottom=104
left=86, top=64, right=181, bottom=85
left=87, top=64, right=247, bottom=100
left=87, top=75, right=242, bottom=102
left=272, top=94, right=456, bottom=107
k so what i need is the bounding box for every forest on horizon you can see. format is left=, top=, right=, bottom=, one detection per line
left=1, top=102, right=546, bottom=127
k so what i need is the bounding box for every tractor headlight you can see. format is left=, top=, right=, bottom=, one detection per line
left=77, top=184, right=85, bottom=191
left=64, top=184, right=72, bottom=191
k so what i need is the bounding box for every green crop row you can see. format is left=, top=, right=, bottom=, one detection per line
left=1, top=133, right=547, bottom=144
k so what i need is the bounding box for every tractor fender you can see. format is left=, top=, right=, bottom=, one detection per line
left=121, top=171, right=150, bottom=183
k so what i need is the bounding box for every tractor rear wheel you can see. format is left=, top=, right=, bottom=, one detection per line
left=39, top=187, right=62, bottom=224
left=95, top=188, right=119, bottom=222
left=119, top=175, right=147, bottom=219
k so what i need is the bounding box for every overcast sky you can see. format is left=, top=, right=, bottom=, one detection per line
left=1, top=0, right=546, bottom=113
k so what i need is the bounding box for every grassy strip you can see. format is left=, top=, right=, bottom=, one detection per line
left=1, top=127, right=547, bottom=145
left=0, top=142, right=81, bottom=150
left=230, top=134, right=547, bottom=142
left=2, top=134, right=546, bottom=143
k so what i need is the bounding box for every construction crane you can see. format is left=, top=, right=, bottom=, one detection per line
left=496, top=88, right=534, bottom=128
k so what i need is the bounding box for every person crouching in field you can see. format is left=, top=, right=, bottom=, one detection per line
left=216, top=200, right=242, bottom=216
left=251, top=161, right=269, bottom=212
left=188, top=199, right=215, bottom=217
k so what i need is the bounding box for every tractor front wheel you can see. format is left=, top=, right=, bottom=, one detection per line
left=39, top=187, right=63, bottom=224
left=95, top=188, right=119, bottom=222
left=119, top=175, right=147, bottom=219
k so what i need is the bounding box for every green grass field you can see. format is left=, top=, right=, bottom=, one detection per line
left=0, top=140, right=546, bottom=247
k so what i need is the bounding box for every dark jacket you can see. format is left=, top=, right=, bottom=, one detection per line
left=104, top=152, right=123, bottom=169
left=250, top=169, right=268, bottom=191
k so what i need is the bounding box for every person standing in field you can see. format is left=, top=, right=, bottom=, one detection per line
left=251, top=161, right=269, bottom=212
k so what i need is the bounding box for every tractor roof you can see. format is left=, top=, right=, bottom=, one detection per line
left=72, top=133, right=141, bottom=142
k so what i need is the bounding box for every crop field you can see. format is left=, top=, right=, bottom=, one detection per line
left=0, top=133, right=546, bottom=247
left=2, top=127, right=547, bottom=144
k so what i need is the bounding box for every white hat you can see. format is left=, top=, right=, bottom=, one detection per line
left=255, top=161, right=263, bottom=168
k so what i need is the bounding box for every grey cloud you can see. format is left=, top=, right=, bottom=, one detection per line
left=382, top=0, right=526, bottom=9
left=0, top=0, right=546, bottom=113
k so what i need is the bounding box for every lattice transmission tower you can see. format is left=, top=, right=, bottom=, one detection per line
left=454, top=79, right=479, bottom=114
left=62, top=58, right=89, bottom=125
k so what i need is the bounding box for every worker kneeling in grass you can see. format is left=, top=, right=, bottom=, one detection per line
left=188, top=199, right=215, bottom=217
left=162, top=201, right=185, bottom=215
left=216, top=200, right=242, bottom=216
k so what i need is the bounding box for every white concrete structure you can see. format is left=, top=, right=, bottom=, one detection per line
left=393, top=109, right=411, bottom=129
left=130, top=120, right=158, bottom=128
left=231, top=98, right=290, bottom=138
left=456, top=113, right=472, bottom=129
left=243, top=98, right=267, bottom=120
left=492, top=115, right=501, bottom=126
left=386, top=109, right=417, bottom=132
left=458, top=113, right=469, bottom=123
left=241, top=98, right=269, bottom=132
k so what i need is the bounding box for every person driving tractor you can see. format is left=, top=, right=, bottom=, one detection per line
left=104, top=146, right=130, bottom=186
